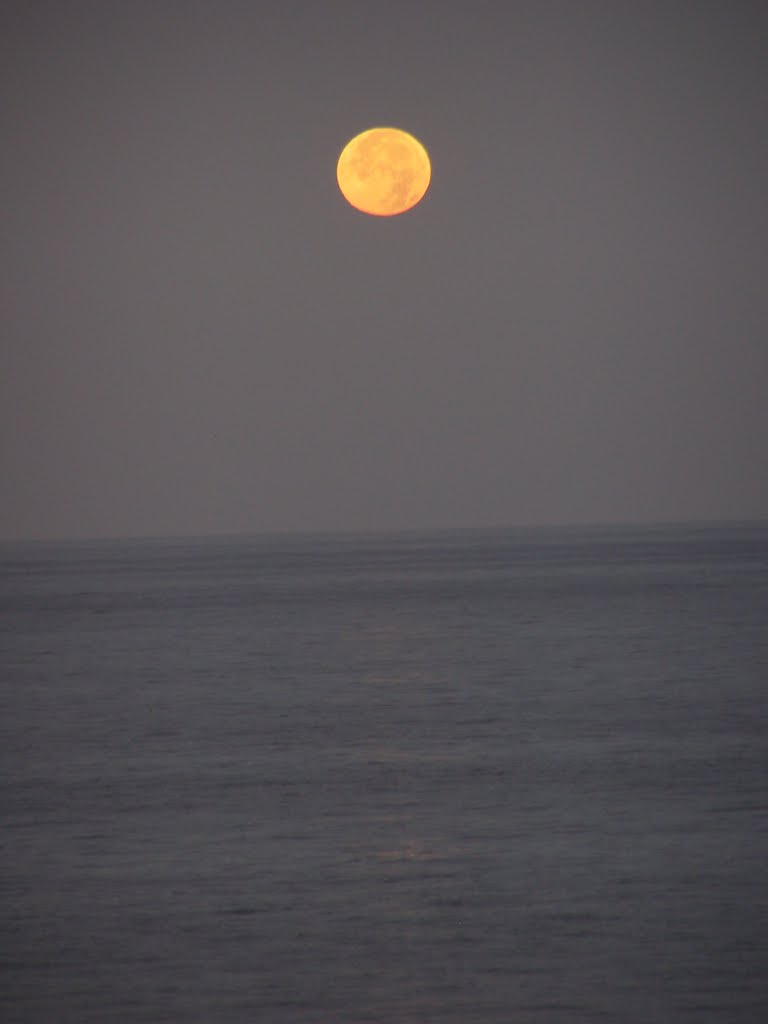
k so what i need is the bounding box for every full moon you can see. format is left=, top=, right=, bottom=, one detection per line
left=336, top=127, right=431, bottom=217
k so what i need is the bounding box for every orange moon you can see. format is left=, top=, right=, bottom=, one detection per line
left=336, top=127, right=431, bottom=217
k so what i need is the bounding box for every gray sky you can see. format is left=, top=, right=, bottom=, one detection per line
left=2, top=0, right=767, bottom=539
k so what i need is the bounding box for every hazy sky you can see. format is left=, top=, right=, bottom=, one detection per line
left=2, top=0, right=767, bottom=539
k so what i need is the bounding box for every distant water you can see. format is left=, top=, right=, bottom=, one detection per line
left=2, top=522, right=767, bottom=1023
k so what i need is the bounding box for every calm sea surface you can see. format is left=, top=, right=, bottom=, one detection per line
left=2, top=523, right=767, bottom=1022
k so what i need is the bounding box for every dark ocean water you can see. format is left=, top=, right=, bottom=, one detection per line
left=2, top=522, right=767, bottom=1023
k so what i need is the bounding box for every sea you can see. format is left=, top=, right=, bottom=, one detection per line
left=1, top=521, right=767, bottom=1023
